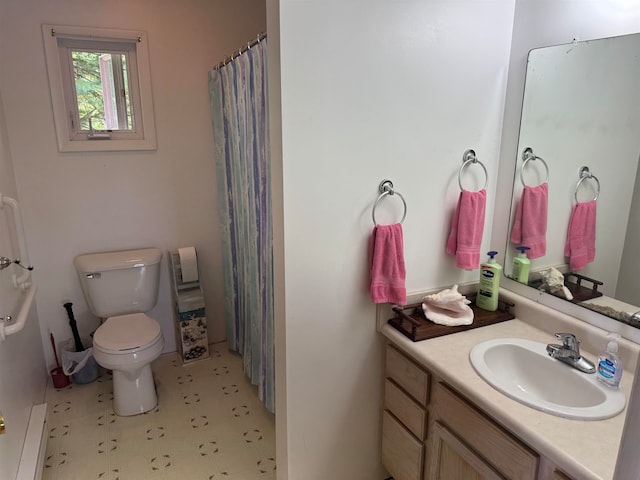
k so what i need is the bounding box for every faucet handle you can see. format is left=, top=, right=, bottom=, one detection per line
left=555, top=333, right=580, bottom=352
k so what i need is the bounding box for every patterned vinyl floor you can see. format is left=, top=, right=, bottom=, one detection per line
left=42, top=343, right=276, bottom=480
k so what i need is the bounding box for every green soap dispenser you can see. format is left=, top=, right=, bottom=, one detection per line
left=476, top=251, right=502, bottom=312
left=512, top=246, right=531, bottom=285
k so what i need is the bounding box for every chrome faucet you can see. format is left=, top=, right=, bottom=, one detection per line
left=546, top=333, right=596, bottom=374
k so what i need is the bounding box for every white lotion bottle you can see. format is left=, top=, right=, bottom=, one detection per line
left=597, top=334, right=623, bottom=389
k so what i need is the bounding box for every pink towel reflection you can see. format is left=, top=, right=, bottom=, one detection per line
left=369, top=223, right=406, bottom=305
left=510, top=183, right=548, bottom=259
left=564, top=200, right=596, bottom=271
left=446, top=189, right=486, bottom=270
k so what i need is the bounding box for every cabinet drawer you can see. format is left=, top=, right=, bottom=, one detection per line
left=386, top=344, right=430, bottom=405
left=433, top=383, right=539, bottom=480
left=382, top=410, right=424, bottom=480
left=385, top=378, right=428, bottom=440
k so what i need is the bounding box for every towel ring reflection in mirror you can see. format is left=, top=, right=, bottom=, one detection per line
left=575, top=166, right=600, bottom=203
left=372, top=179, right=407, bottom=226
left=520, top=147, right=550, bottom=187
left=458, top=149, right=488, bottom=192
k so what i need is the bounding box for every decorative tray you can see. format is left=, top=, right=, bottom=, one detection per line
left=388, top=294, right=515, bottom=342
left=529, top=272, right=603, bottom=303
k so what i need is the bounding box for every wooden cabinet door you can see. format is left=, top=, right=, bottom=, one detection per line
left=431, top=383, right=538, bottom=480
left=382, top=410, right=424, bottom=480
left=551, top=471, right=573, bottom=480
left=428, top=422, right=505, bottom=480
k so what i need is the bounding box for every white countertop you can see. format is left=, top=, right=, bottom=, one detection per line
left=379, top=291, right=638, bottom=480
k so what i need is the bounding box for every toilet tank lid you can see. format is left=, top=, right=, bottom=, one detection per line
left=74, top=248, right=162, bottom=273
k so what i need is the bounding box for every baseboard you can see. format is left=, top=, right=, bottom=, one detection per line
left=16, top=403, right=47, bottom=480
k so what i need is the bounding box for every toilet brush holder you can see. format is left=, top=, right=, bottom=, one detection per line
left=50, top=366, right=70, bottom=388
left=49, top=332, right=70, bottom=388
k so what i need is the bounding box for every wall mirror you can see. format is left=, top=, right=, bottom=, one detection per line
left=504, top=33, right=640, bottom=327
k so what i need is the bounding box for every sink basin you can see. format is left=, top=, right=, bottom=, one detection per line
left=469, top=338, right=626, bottom=420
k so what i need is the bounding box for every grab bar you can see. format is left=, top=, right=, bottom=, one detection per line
left=0, top=282, right=37, bottom=341
left=0, top=194, right=33, bottom=289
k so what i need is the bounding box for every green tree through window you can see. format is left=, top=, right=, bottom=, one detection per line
left=71, top=50, right=131, bottom=131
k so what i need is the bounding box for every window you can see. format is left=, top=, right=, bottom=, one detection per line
left=42, top=25, right=156, bottom=152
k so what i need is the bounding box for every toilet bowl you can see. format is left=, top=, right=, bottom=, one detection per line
left=93, top=313, right=164, bottom=416
left=74, top=247, right=164, bottom=416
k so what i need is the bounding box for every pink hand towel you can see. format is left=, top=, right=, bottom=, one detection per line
left=510, top=183, right=548, bottom=259
left=369, top=223, right=406, bottom=305
left=446, top=189, right=486, bottom=269
left=564, top=200, right=597, bottom=271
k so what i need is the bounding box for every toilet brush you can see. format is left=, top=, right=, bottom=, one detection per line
left=49, top=332, right=70, bottom=388
left=63, top=302, right=85, bottom=352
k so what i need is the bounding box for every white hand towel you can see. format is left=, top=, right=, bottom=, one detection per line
left=421, top=284, right=474, bottom=326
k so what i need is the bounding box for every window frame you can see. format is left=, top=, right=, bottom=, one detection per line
left=42, top=24, right=157, bottom=152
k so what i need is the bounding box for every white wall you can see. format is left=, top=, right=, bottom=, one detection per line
left=274, top=1, right=516, bottom=477
left=0, top=0, right=266, bottom=368
left=0, top=87, right=48, bottom=480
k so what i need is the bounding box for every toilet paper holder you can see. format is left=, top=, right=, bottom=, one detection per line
left=168, top=248, right=209, bottom=365
left=171, top=247, right=200, bottom=287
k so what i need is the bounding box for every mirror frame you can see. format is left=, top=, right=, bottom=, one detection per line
left=502, top=275, right=640, bottom=343
left=498, top=35, right=640, bottom=346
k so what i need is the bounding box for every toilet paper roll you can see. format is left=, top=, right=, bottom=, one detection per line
left=178, top=246, right=199, bottom=283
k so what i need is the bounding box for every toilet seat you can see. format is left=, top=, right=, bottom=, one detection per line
left=94, top=313, right=161, bottom=353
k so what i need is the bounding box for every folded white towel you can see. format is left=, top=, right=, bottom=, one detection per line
left=422, top=284, right=474, bottom=326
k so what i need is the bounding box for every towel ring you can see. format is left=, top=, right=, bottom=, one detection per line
left=458, top=149, right=488, bottom=192
left=520, top=147, right=549, bottom=187
left=372, top=180, right=407, bottom=226
left=574, top=166, right=600, bottom=202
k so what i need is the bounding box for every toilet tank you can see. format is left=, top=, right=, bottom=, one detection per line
left=74, top=248, right=162, bottom=319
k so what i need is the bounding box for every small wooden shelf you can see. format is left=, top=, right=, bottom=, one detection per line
left=529, top=272, right=603, bottom=303
left=388, top=295, right=515, bottom=342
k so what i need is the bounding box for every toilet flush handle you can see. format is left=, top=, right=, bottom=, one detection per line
left=85, top=273, right=101, bottom=279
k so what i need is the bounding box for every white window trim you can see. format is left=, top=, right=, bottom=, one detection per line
left=42, top=24, right=157, bottom=152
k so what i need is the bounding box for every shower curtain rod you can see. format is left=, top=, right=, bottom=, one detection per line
left=212, top=32, right=267, bottom=71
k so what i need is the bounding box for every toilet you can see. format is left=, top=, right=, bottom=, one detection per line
left=74, top=247, right=164, bottom=416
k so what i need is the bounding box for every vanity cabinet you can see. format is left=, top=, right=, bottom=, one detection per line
left=382, top=343, right=576, bottom=480
left=382, top=344, right=430, bottom=480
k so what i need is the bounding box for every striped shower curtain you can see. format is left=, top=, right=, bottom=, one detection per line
left=208, top=39, right=274, bottom=413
